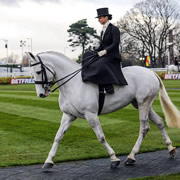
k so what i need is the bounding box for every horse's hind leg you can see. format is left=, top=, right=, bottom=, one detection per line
left=85, top=112, right=120, bottom=169
left=125, top=102, right=150, bottom=165
left=149, top=108, right=176, bottom=158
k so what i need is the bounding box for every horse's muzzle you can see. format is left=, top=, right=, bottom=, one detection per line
left=39, top=93, right=46, bottom=98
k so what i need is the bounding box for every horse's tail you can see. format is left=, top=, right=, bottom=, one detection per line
left=154, top=73, right=180, bottom=128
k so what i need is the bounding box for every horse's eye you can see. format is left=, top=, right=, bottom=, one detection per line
left=36, top=71, right=42, bottom=75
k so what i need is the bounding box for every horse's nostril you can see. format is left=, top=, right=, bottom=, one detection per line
left=39, top=93, right=45, bottom=98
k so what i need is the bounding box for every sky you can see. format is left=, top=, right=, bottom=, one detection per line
left=0, top=0, right=141, bottom=62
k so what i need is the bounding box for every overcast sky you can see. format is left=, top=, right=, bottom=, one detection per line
left=0, top=0, right=141, bottom=62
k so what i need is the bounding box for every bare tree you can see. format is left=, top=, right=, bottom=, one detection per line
left=173, top=23, right=180, bottom=57
left=117, top=0, right=179, bottom=67
left=154, top=0, right=179, bottom=66
left=8, top=53, right=19, bottom=64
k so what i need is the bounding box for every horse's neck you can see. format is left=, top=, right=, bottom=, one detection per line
left=54, top=58, right=79, bottom=77
left=51, top=55, right=82, bottom=93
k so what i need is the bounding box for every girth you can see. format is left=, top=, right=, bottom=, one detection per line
left=98, top=85, right=106, bottom=115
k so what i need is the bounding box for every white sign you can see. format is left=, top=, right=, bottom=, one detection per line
left=164, top=74, right=180, bottom=80
left=10, top=78, right=35, bottom=84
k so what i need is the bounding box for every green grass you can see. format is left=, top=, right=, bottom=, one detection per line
left=129, top=173, right=180, bottom=180
left=0, top=80, right=180, bottom=167
left=163, top=80, right=180, bottom=89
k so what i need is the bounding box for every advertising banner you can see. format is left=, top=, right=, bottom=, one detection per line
left=10, top=78, right=35, bottom=84
left=164, top=74, right=180, bottom=80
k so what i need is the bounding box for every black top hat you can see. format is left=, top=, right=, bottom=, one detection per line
left=96, top=7, right=112, bottom=18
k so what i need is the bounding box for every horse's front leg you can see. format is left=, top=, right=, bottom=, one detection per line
left=85, top=112, right=120, bottom=169
left=42, top=113, right=76, bottom=168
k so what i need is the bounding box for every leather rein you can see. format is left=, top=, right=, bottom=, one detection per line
left=30, top=53, right=98, bottom=93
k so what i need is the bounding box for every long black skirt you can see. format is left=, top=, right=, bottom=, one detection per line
left=81, top=51, right=128, bottom=86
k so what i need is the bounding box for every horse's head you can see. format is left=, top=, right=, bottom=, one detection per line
left=26, top=52, right=55, bottom=98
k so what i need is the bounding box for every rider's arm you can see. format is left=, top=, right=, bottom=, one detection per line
left=94, top=43, right=103, bottom=52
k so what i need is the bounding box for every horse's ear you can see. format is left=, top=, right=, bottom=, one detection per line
left=25, top=52, right=36, bottom=63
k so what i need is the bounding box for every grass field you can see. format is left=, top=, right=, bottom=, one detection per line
left=130, top=173, right=180, bottom=180
left=0, top=80, right=180, bottom=167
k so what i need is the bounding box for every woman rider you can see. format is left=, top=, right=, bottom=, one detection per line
left=81, top=7, right=128, bottom=94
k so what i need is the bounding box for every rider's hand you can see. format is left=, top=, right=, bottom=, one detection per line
left=97, top=50, right=107, bottom=57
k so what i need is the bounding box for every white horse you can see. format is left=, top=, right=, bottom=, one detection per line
left=26, top=51, right=180, bottom=169
left=167, top=64, right=179, bottom=74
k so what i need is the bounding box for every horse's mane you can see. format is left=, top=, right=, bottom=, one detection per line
left=37, top=51, right=79, bottom=66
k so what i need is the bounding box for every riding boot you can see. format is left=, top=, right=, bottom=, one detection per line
left=104, top=84, right=114, bottom=94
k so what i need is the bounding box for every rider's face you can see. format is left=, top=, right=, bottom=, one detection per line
left=98, top=16, right=108, bottom=25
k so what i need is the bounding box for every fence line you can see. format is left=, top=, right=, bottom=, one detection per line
left=150, top=68, right=167, bottom=72
left=0, top=71, right=33, bottom=78
left=0, top=68, right=168, bottom=78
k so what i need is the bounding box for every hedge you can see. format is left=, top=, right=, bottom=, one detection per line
left=0, top=77, right=11, bottom=84
left=0, top=72, right=169, bottom=85
left=155, top=72, right=165, bottom=79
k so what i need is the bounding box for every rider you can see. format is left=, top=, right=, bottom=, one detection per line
left=174, top=57, right=179, bottom=72
left=81, top=7, right=128, bottom=94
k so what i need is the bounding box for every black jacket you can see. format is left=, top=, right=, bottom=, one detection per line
left=95, top=23, right=121, bottom=61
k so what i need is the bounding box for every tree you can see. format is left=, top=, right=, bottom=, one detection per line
left=118, top=27, right=143, bottom=60
left=117, top=0, right=180, bottom=67
left=0, top=53, right=19, bottom=64
left=8, top=53, right=19, bottom=64
left=173, top=23, right=180, bottom=56
left=67, top=19, right=99, bottom=57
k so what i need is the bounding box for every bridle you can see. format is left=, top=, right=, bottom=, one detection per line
left=31, top=56, right=55, bottom=90
left=30, top=52, right=98, bottom=94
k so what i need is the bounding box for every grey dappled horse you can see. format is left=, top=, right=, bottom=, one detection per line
left=27, top=51, right=180, bottom=169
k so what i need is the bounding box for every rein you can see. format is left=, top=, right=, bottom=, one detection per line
left=31, top=53, right=98, bottom=93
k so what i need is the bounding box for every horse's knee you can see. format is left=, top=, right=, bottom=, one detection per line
left=141, top=120, right=150, bottom=137
left=99, top=136, right=105, bottom=144
left=142, top=126, right=149, bottom=137
left=54, top=137, right=61, bottom=144
left=88, top=119, right=98, bottom=129
left=54, top=130, right=67, bottom=144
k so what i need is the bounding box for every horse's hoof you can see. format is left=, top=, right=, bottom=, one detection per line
left=110, top=160, right=120, bottom=169
left=42, top=162, right=54, bottom=169
left=124, top=158, right=136, bottom=166
left=169, top=148, right=176, bottom=158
